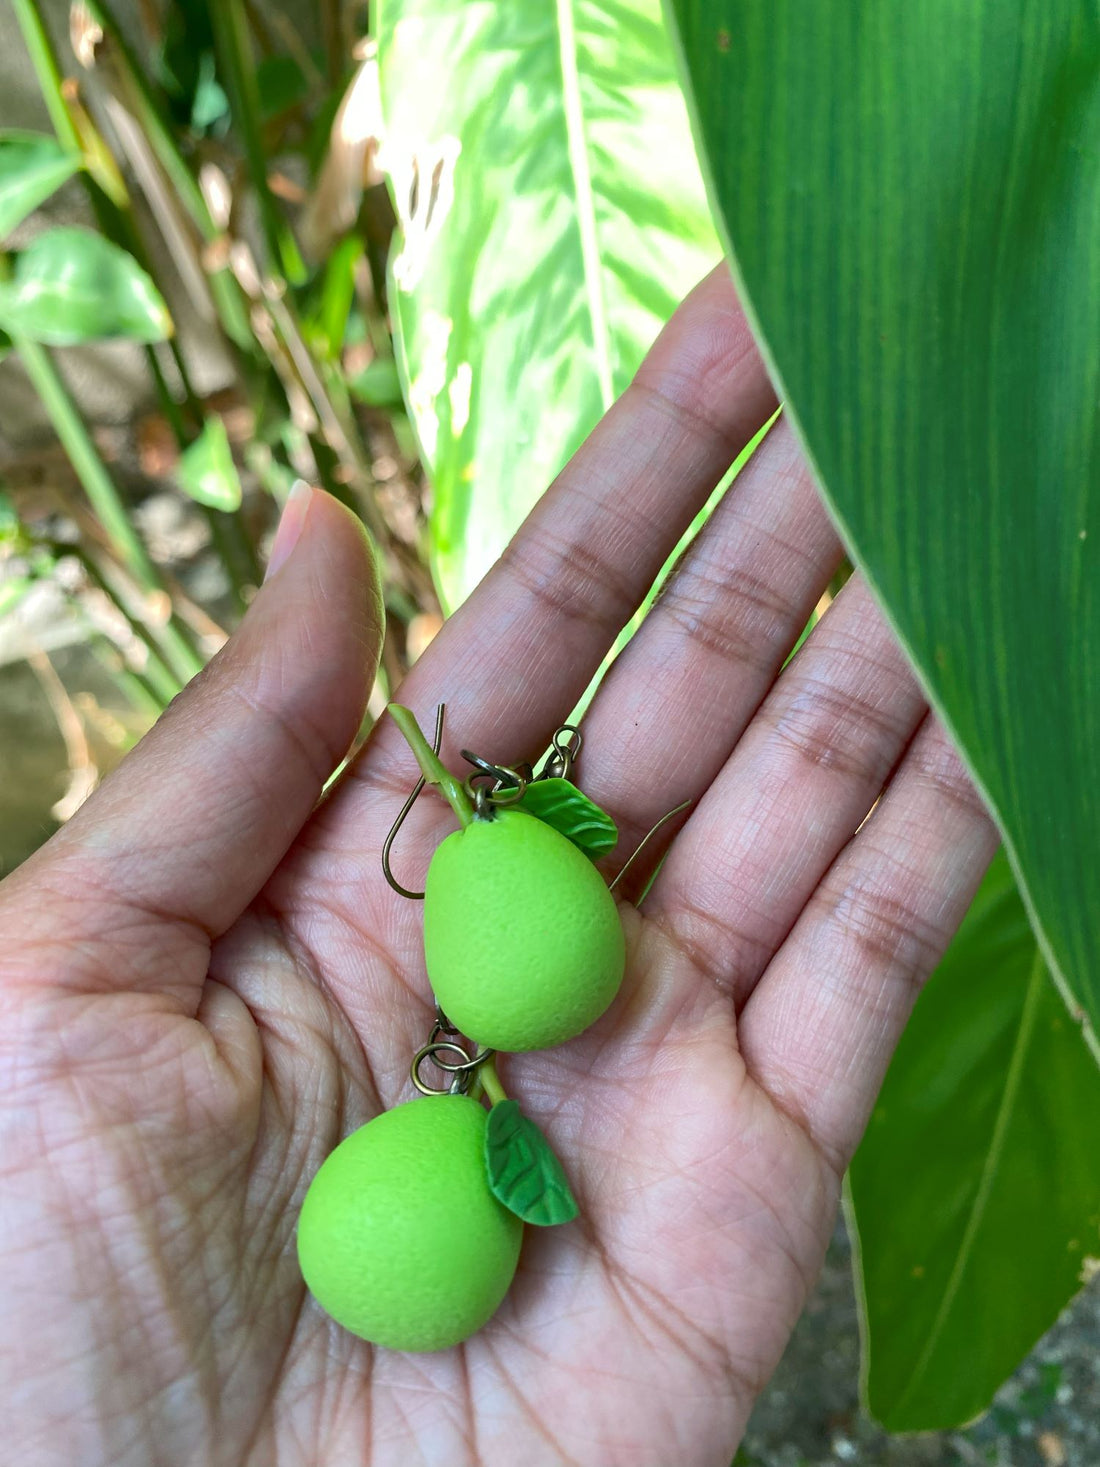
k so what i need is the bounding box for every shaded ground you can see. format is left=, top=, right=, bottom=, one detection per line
left=741, top=1226, right=1100, bottom=1467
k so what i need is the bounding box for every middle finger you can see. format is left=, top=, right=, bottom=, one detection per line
left=577, top=417, right=843, bottom=886
left=644, top=577, right=929, bottom=1008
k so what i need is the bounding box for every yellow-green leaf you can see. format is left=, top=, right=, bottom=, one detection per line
left=0, top=131, right=81, bottom=240
left=376, top=0, right=720, bottom=611
left=176, top=417, right=243, bottom=512
left=0, top=228, right=172, bottom=344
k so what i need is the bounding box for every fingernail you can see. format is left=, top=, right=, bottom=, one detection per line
left=264, top=480, right=314, bottom=583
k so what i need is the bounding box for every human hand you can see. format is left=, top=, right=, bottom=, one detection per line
left=0, top=267, right=997, bottom=1467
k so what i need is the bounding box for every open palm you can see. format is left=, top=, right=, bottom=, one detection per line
left=0, top=269, right=996, bottom=1467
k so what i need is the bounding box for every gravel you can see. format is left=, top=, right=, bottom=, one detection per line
left=740, top=1224, right=1100, bottom=1467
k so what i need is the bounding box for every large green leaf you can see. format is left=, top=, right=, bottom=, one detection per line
left=0, top=131, right=82, bottom=240
left=848, top=852, right=1100, bottom=1431
left=376, top=0, right=720, bottom=611
left=0, top=228, right=172, bottom=344
left=669, top=3, right=1100, bottom=1034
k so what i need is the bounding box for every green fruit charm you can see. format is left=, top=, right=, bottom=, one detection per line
left=297, top=1094, right=522, bottom=1351
left=385, top=704, right=627, bottom=1053
left=425, top=807, right=625, bottom=1050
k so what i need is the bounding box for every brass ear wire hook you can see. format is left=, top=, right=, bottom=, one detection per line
left=608, top=799, right=692, bottom=894
left=381, top=702, right=446, bottom=901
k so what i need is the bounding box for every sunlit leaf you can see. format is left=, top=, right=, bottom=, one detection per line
left=517, top=777, right=617, bottom=861
left=0, top=228, right=172, bottom=344
left=670, top=0, right=1100, bottom=1035
left=190, top=52, right=230, bottom=134
left=485, top=1099, right=578, bottom=1227
left=0, top=131, right=81, bottom=240
left=176, top=416, right=242, bottom=512
left=849, top=852, right=1100, bottom=1430
left=376, top=0, right=720, bottom=611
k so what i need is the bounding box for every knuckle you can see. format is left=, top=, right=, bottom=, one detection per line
left=656, top=557, right=793, bottom=673
left=909, top=734, right=989, bottom=822
left=498, top=518, right=637, bottom=635
left=815, top=867, right=943, bottom=988
left=763, top=674, right=909, bottom=782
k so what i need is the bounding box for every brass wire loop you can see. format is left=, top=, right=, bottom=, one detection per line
left=382, top=711, right=585, bottom=899
left=410, top=1008, right=495, bottom=1095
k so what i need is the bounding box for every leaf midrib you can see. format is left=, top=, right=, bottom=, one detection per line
left=554, top=0, right=614, bottom=409
left=894, top=951, right=1046, bottom=1413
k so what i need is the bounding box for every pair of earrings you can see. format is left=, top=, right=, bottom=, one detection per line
left=297, top=706, right=672, bottom=1352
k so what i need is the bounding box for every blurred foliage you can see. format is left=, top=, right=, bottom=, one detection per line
left=1, top=0, right=428, bottom=751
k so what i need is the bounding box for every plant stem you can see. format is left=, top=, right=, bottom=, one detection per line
left=388, top=704, right=473, bottom=829
left=77, top=554, right=182, bottom=704
left=207, top=0, right=306, bottom=284
left=18, top=342, right=150, bottom=589
left=10, top=0, right=79, bottom=150
left=478, top=1055, right=508, bottom=1108
left=15, top=337, right=204, bottom=683
left=10, top=0, right=255, bottom=622
left=78, top=0, right=255, bottom=350
left=87, top=631, right=164, bottom=716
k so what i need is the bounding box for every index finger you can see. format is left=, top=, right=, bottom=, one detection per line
left=338, top=264, right=778, bottom=807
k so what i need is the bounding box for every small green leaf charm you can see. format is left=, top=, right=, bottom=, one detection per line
left=517, top=777, right=617, bottom=861
left=484, top=1099, right=579, bottom=1226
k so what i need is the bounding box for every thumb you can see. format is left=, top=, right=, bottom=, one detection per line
left=1, top=485, right=383, bottom=1000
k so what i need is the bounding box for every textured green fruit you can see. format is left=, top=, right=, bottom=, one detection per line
left=297, top=1095, right=522, bottom=1351
left=424, top=807, right=626, bottom=1050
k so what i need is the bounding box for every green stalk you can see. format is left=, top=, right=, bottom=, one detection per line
left=88, top=632, right=165, bottom=716
left=19, top=342, right=154, bottom=589
left=9, top=0, right=79, bottom=150
left=142, top=347, right=255, bottom=612
left=16, top=338, right=204, bottom=683
left=388, top=704, right=473, bottom=829
left=207, top=0, right=306, bottom=284
left=9, top=0, right=254, bottom=617
left=10, top=0, right=250, bottom=659
left=202, top=507, right=255, bottom=612
left=76, top=0, right=210, bottom=232
left=77, top=0, right=255, bottom=349
left=478, top=1055, right=508, bottom=1108
left=8, top=3, right=214, bottom=452
left=77, top=553, right=182, bottom=703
